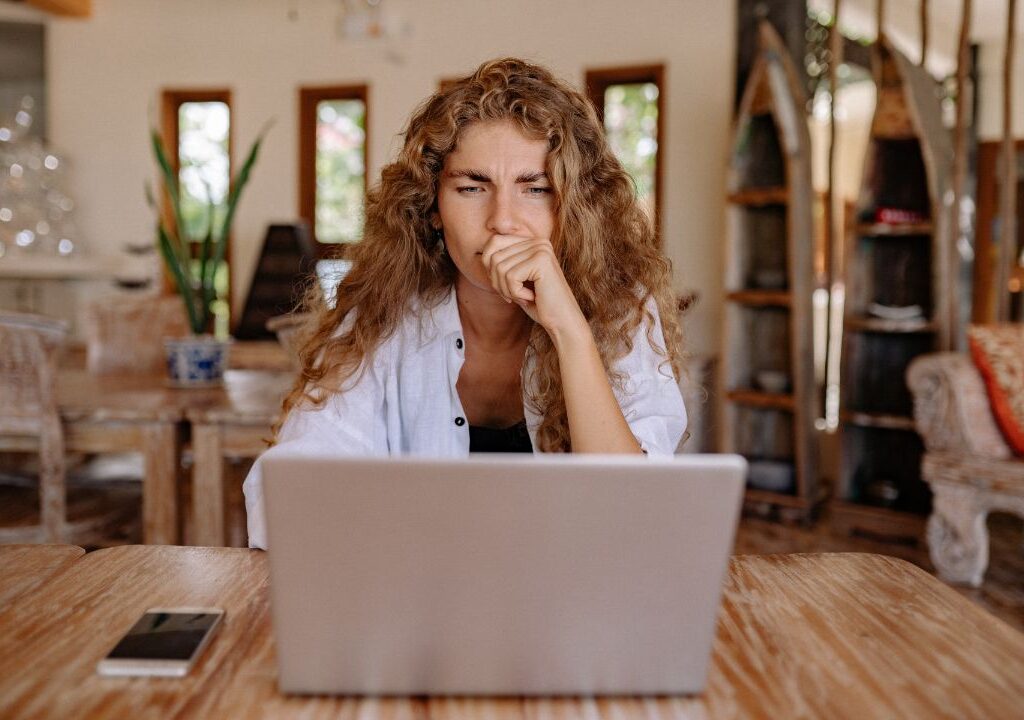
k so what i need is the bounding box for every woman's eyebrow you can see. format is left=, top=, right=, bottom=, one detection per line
left=443, top=169, right=548, bottom=183
left=444, top=169, right=491, bottom=182
left=515, top=171, right=548, bottom=183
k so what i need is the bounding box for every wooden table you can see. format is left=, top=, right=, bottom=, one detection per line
left=0, top=548, right=1021, bottom=718
left=0, top=544, right=84, bottom=612
left=187, top=370, right=292, bottom=546
left=55, top=369, right=291, bottom=545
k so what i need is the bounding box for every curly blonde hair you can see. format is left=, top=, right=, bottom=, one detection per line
left=277, top=57, right=683, bottom=451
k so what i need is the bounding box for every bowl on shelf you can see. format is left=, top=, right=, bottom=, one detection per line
left=747, top=460, right=796, bottom=493
left=755, top=370, right=790, bottom=394
left=866, top=303, right=924, bottom=321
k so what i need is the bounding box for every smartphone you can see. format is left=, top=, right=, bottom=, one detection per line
left=96, top=607, right=225, bottom=677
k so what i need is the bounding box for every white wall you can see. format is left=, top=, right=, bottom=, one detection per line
left=977, top=40, right=1024, bottom=140
left=6, top=0, right=736, bottom=355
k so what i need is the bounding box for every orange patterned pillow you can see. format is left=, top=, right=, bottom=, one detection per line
left=968, top=324, right=1024, bottom=456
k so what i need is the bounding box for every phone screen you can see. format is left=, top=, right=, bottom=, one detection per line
left=106, top=611, right=221, bottom=661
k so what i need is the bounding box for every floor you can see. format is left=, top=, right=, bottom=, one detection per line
left=734, top=511, right=1024, bottom=633
left=2, top=476, right=1023, bottom=633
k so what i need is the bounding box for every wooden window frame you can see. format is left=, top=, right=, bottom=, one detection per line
left=584, top=64, right=666, bottom=238
left=159, top=89, right=234, bottom=315
left=298, top=84, right=370, bottom=256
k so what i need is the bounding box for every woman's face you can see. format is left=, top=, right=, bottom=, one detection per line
left=436, top=121, right=556, bottom=295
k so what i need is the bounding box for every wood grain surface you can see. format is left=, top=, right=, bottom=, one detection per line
left=186, top=370, right=290, bottom=546
left=0, top=548, right=1022, bottom=719
left=0, top=544, right=84, bottom=612
left=54, top=369, right=291, bottom=545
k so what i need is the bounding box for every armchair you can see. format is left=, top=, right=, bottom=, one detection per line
left=907, top=353, right=1024, bottom=587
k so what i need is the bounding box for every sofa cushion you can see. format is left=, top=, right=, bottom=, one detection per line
left=969, top=324, right=1024, bottom=456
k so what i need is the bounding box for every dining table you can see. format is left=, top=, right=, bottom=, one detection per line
left=56, top=367, right=292, bottom=545
left=0, top=543, right=84, bottom=612
left=0, top=547, right=1021, bottom=718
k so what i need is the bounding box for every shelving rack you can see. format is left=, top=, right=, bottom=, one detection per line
left=720, top=21, right=819, bottom=520
left=832, top=37, right=954, bottom=540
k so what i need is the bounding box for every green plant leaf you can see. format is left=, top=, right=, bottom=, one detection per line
left=199, top=181, right=217, bottom=326
left=211, top=123, right=271, bottom=279
left=152, top=130, right=191, bottom=253
left=157, top=221, right=202, bottom=334
left=149, top=120, right=271, bottom=337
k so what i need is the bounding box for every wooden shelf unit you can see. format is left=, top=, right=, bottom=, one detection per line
left=726, top=389, right=795, bottom=412
left=720, top=21, right=819, bottom=518
left=840, top=411, right=917, bottom=432
left=854, top=222, right=934, bottom=236
left=726, top=290, right=792, bottom=307
left=727, top=187, right=790, bottom=206
left=833, top=38, right=954, bottom=540
left=843, top=316, right=937, bottom=334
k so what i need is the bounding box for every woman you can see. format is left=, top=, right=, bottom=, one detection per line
left=244, top=57, right=686, bottom=549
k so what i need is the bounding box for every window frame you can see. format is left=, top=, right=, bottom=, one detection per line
left=298, top=84, right=370, bottom=256
left=159, top=88, right=234, bottom=314
left=584, top=64, right=666, bottom=238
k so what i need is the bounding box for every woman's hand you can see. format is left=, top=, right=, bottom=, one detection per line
left=480, top=234, right=588, bottom=340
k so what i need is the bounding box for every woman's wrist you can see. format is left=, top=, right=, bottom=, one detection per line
left=545, top=312, right=593, bottom=352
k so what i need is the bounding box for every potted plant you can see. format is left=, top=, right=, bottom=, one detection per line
left=146, top=125, right=267, bottom=386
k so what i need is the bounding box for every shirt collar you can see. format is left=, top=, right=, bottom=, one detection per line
left=413, top=285, right=462, bottom=349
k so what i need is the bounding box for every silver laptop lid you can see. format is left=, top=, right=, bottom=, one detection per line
left=263, top=454, right=745, bottom=696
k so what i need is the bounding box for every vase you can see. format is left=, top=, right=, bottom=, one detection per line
left=164, top=335, right=231, bottom=387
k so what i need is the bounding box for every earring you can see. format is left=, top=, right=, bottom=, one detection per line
left=433, top=227, right=446, bottom=256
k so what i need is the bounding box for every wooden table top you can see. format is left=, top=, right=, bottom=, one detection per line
left=56, top=369, right=293, bottom=424
left=0, top=544, right=84, bottom=613
left=0, top=548, right=1021, bottom=718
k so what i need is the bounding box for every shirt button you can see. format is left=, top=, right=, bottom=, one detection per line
left=454, top=416, right=465, bottom=426
left=455, top=338, right=463, bottom=350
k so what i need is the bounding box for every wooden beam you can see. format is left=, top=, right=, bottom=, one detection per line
left=919, top=0, right=929, bottom=67
left=947, top=0, right=971, bottom=347
left=997, top=0, right=1018, bottom=320
left=26, top=0, right=91, bottom=18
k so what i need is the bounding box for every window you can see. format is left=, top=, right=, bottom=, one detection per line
left=585, top=65, right=665, bottom=232
left=161, top=89, right=232, bottom=335
left=299, top=85, right=368, bottom=252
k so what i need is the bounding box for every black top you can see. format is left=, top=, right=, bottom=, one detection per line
left=468, top=420, right=533, bottom=453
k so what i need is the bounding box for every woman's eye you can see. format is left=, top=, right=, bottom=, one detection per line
left=526, top=186, right=553, bottom=195
left=456, top=186, right=483, bottom=194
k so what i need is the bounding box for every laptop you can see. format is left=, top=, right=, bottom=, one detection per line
left=262, top=453, right=746, bottom=696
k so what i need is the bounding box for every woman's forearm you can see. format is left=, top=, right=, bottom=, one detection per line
left=549, top=323, right=643, bottom=454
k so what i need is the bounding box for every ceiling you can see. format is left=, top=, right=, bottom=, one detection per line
left=813, top=0, right=1022, bottom=44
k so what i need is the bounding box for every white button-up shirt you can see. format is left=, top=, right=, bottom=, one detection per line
left=243, top=288, right=687, bottom=548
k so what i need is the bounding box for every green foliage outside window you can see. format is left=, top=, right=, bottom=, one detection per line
left=177, top=102, right=232, bottom=334
left=178, top=102, right=229, bottom=242
left=603, top=83, right=658, bottom=219
left=316, top=99, right=366, bottom=244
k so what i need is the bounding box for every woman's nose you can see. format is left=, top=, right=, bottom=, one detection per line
left=486, top=190, right=520, bottom=235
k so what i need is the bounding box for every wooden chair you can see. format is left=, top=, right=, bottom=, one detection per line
left=81, top=293, right=189, bottom=374
left=76, top=293, right=190, bottom=496
left=0, top=313, right=70, bottom=543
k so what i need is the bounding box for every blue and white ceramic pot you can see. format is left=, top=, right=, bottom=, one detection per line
left=164, top=335, right=231, bottom=387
